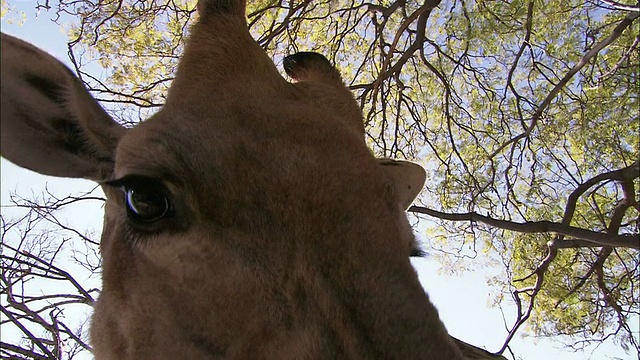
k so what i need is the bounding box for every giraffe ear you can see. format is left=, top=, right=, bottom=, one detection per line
left=378, top=159, right=426, bottom=210
left=1, top=33, right=125, bottom=181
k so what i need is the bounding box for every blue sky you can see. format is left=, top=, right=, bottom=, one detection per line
left=0, top=2, right=634, bottom=359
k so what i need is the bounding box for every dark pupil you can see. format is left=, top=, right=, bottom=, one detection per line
left=126, top=187, right=169, bottom=222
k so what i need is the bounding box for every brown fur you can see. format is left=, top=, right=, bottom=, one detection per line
left=0, top=1, right=463, bottom=359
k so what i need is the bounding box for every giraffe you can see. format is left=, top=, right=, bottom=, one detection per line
left=0, top=0, right=463, bottom=358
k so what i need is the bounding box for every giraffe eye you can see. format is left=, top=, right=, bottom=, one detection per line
left=124, top=186, right=170, bottom=223
left=107, top=176, right=173, bottom=224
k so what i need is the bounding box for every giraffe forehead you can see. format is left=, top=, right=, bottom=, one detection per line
left=115, top=94, right=368, bottom=176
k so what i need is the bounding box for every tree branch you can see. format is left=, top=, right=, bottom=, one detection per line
left=409, top=206, right=639, bottom=249
left=490, top=11, right=640, bottom=158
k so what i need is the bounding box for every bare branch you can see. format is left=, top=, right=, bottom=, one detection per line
left=410, top=206, right=639, bottom=249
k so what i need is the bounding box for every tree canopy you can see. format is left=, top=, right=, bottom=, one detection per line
left=1, top=1, right=638, bottom=359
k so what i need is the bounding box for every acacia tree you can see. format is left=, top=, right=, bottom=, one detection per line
left=1, top=0, right=638, bottom=359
